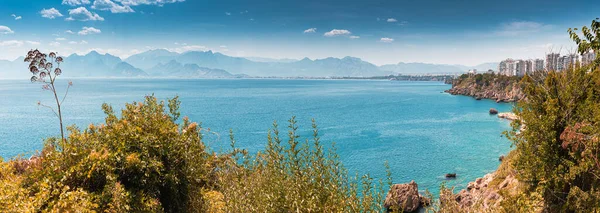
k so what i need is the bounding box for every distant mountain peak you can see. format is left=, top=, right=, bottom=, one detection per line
left=342, top=56, right=361, bottom=61
left=88, top=50, right=101, bottom=56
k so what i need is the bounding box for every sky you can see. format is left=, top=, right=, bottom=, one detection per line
left=0, top=0, right=598, bottom=66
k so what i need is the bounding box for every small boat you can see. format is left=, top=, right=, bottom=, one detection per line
left=445, top=173, right=457, bottom=178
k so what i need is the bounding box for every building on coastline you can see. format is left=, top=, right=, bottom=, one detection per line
left=534, top=59, right=544, bottom=71
left=515, top=60, right=527, bottom=76
left=525, top=60, right=534, bottom=75
left=498, top=58, right=516, bottom=76
left=546, top=53, right=560, bottom=71
left=582, top=51, right=596, bottom=66
left=495, top=52, right=592, bottom=76
left=558, top=56, right=566, bottom=71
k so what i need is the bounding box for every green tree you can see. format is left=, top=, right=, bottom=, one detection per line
left=506, top=18, right=600, bottom=211
left=569, top=18, right=600, bottom=69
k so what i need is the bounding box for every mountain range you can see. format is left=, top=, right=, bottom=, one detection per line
left=0, top=49, right=498, bottom=79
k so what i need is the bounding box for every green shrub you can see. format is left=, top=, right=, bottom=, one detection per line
left=1, top=96, right=212, bottom=212
left=0, top=96, right=391, bottom=212
left=214, top=117, right=389, bottom=212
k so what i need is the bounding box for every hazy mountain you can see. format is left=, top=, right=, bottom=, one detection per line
left=60, top=51, right=148, bottom=77
left=112, top=62, right=148, bottom=77
left=0, top=58, right=22, bottom=79
left=148, top=60, right=236, bottom=78
left=379, top=62, right=465, bottom=74
left=125, top=49, right=181, bottom=70
left=244, top=57, right=298, bottom=63
left=2, top=49, right=499, bottom=79
left=284, top=56, right=385, bottom=77
left=379, top=62, right=499, bottom=75
left=470, top=62, right=499, bottom=71
left=0, top=51, right=148, bottom=78
left=127, top=50, right=387, bottom=77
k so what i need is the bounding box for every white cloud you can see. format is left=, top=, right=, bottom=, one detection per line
left=303, top=28, right=317, bottom=33
left=168, top=45, right=208, bottom=53
left=225, top=12, right=231, bottom=15
left=387, top=18, right=397, bottom=23
left=26, top=41, right=41, bottom=45
left=40, top=8, right=63, bottom=19
left=78, top=27, right=101, bottom=35
left=11, top=14, right=22, bottom=20
left=56, top=38, right=67, bottom=41
left=65, top=30, right=75, bottom=34
left=68, top=40, right=88, bottom=45
left=62, top=0, right=91, bottom=6
left=380, top=37, right=394, bottom=43
left=113, top=0, right=185, bottom=6
left=49, top=42, right=61, bottom=47
left=349, top=36, right=360, bottom=39
left=0, top=40, right=40, bottom=48
left=495, top=21, right=551, bottom=37
left=66, top=7, right=104, bottom=21
left=324, top=29, right=351, bottom=37
left=0, top=26, right=14, bottom=34
left=92, top=0, right=134, bottom=13
left=0, top=40, right=23, bottom=47
left=220, top=45, right=227, bottom=48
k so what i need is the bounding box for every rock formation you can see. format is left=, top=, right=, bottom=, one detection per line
left=445, top=74, right=524, bottom=102
left=451, top=172, right=519, bottom=210
left=489, top=108, right=498, bottom=115
left=497, top=113, right=518, bottom=121
left=384, top=180, right=429, bottom=212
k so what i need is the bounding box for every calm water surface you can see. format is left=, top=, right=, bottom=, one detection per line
left=0, top=78, right=513, bottom=194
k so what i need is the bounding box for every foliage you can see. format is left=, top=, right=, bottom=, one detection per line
left=453, top=73, right=520, bottom=88
left=0, top=96, right=212, bottom=212
left=215, top=117, right=389, bottom=212
left=0, top=96, right=393, bottom=212
left=24, top=49, right=72, bottom=142
left=569, top=18, right=600, bottom=69
left=506, top=59, right=600, bottom=211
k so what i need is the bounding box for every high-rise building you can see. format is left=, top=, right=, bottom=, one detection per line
left=515, top=60, right=527, bottom=76
left=546, top=53, right=560, bottom=71
left=534, top=59, right=544, bottom=71
left=525, top=60, right=534, bottom=75
left=565, top=54, right=579, bottom=70
left=582, top=51, right=596, bottom=65
left=558, top=56, right=566, bottom=71
left=499, top=58, right=516, bottom=76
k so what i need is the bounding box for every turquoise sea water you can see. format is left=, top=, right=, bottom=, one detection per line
left=0, top=78, right=513, bottom=194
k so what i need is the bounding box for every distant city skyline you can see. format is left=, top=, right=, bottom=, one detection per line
left=0, top=0, right=598, bottom=66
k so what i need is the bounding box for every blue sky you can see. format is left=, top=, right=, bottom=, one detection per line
left=0, top=0, right=598, bottom=65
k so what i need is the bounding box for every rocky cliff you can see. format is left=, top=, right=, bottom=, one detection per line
left=445, top=73, right=524, bottom=102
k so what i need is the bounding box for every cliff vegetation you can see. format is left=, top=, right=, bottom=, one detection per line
left=446, top=73, right=525, bottom=102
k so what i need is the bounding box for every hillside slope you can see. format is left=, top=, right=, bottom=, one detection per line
left=445, top=73, right=524, bottom=103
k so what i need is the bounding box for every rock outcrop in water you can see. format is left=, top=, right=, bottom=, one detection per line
left=445, top=73, right=524, bottom=102
left=384, top=180, right=430, bottom=212
left=489, top=108, right=498, bottom=114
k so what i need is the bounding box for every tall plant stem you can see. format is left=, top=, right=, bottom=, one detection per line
left=50, top=75, right=65, bottom=146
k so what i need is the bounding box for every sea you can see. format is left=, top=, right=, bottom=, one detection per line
left=0, top=78, right=514, bottom=195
